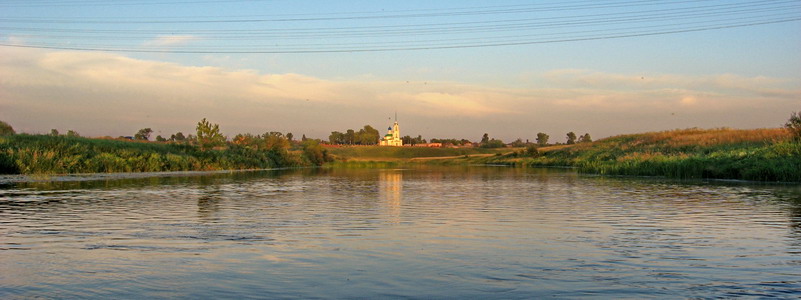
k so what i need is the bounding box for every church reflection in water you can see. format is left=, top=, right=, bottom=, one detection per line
left=379, top=170, right=402, bottom=222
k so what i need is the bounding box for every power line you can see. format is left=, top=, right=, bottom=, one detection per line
left=1, top=0, right=798, bottom=54
left=2, top=18, right=797, bottom=54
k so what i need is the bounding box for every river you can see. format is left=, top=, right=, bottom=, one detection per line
left=1, top=167, right=800, bottom=298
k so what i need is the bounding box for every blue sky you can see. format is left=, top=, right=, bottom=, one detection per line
left=1, top=0, right=800, bottom=142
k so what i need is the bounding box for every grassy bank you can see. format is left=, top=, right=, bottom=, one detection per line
left=0, top=134, right=303, bottom=174
left=478, top=128, right=801, bottom=182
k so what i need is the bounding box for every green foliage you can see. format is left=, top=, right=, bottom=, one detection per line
left=66, top=130, right=80, bottom=137
left=402, top=135, right=426, bottom=146
left=786, top=111, right=801, bottom=140
left=0, top=134, right=303, bottom=175
left=518, top=128, right=800, bottom=182
left=0, top=121, right=14, bottom=136
left=155, top=135, right=167, bottom=142
left=481, top=133, right=489, bottom=144
left=170, top=132, right=187, bottom=142
left=510, top=138, right=526, bottom=147
left=301, top=140, right=329, bottom=166
left=329, top=125, right=382, bottom=145
left=566, top=132, right=577, bottom=145
left=481, top=139, right=505, bottom=148
left=429, top=138, right=472, bottom=146
left=50, top=129, right=59, bottom=136
left=196, top=118, right=225, bottom=150
left=536, top=132, right=549, bottom=146
left=524, top=145, right=540, bottom=157
left=134, top=128, right=153, bottom=141
left=579, top=133, right=592, bottom=143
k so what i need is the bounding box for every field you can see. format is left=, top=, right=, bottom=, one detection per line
left=476, top=128, right=800, bottom=182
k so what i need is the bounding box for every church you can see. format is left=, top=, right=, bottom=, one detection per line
left=379, top=121, right=402, bottom=146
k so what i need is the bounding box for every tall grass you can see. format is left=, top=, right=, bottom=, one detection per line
left=0, top=134, right=302, bottom=175
left=483, top=128, right=801, bottom=182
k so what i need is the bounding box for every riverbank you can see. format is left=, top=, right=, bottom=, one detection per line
left=0, top=134, right=305, bottom=174
left=4, top=128, right=799, bottom=182
left=470, top=128, right=801, bottom=182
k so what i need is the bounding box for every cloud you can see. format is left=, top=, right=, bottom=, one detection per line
left=1, top=48, right=799, bottom=140
left=143, top=35, right=200, bottom=47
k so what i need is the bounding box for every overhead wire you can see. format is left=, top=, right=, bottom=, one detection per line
left=0, top=0, right=799, bottom=53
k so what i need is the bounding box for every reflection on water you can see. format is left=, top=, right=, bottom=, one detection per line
left=1, top=166, right=800, bottom=299
left=380, top=170, right=402, bottom=223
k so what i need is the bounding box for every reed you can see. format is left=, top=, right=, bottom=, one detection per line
left=0, top=134, right=302, bottom=175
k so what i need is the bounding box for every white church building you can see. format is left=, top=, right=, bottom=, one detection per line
left=379, top=121, right=402, bottom=146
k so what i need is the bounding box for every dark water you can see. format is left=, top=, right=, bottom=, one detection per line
left=1, top=167, right=800, bottom=299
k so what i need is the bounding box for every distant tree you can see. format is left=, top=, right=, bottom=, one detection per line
left=481, top=133, right=490, bottom=144
left=536, top=132, right=549, bottom=146
left=302, top=134, right=308, bottom=141
left=134, top=128, right=153, bottom=141
left=155, top=135, right=167, bottom=142
left=481, top=139, right=505, bottom=148
left=566, top=132, right=577, bottom=145
left=329, top=131, right=344, bottom=144
left=345, top=129, right=355, bottom=145
left=173, top=132, right=186, bottom=142
left=358, top=125, right=380, bottom=145
left=50, top=129, right=60, bottom=136
left=196, top=118, right=225, bottom=150
left=510, top=138, right=526, bottom=147
left=286, top=132, right=294, bottom=142
left=786, top=111, right=801, bottom=140
left=0, top=121, right=14, bottom=136
left=66, top=130, right=80, bottom=137
left=579, top=133, right=593, bottom=143
left=401, top=135, right=412, bottom=145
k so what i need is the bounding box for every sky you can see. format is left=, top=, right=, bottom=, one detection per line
left=1, top=0, right=800, bottom=142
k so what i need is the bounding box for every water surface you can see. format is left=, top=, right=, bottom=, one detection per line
left=2, top=167, right=800, bottom=298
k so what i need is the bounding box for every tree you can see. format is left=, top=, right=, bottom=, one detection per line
left=301, top=140, right=329, bottom=166
left=302, top=134, right=308, bottom=141
left=566, top=132, right=577, bottom=145
left=50, top=129, right=60, bottom=136
left=481, top=133, right=490, bottom=144
left=0, top=121, right=14, bottom=136
left=329, top=131, right=344, bottom=144
left=196, top=118, right=225, bottom=150
left=358, top=125, right=380, bottom=145
left=579, top=133, right=592, bottom=143
left=263, top=132, right=289, bottom=151
left=510, top=138, right=526, bottom=147
left=345, top=129, right=355, bottom=145
left=171, top=132, right=186, bottom=142
left=134, top=128, right=153, bottom=141
left=786, top=111, right=801, bottom=140
left=536, top=132, right=549, bottom=146
left=155, top=135, right=167, bottom=142
left=286, top=132, right=294, bottom=142
left=66, top=130, right=80, bottom=137
left=481, top=139, right=505, bottom=148
left=402, top=135, right=412, bottom=145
